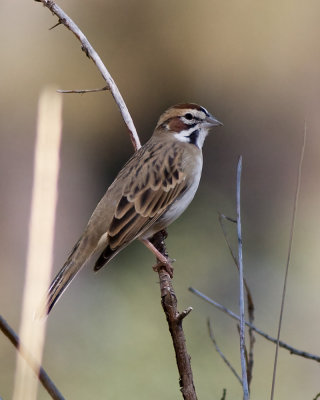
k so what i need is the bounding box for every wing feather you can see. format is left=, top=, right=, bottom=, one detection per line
left=105, top=140, right=188, bottom=254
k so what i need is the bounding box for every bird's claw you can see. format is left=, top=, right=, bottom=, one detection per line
left=153, top=259, right=174, bottom=278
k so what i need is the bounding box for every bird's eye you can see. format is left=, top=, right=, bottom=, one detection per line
left=184, top=113, right=193, bottom=120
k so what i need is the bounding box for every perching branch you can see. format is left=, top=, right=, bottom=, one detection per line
left=35, top=0, right=141, bottom=151
left=189, top=288, right=320, bottom=363
left=151, top=231, right=198, bottom=400
left=0, top=315, right=64, bottom=400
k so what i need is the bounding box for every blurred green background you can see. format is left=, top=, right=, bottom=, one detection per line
left=1, top=0, right=320, bottom=399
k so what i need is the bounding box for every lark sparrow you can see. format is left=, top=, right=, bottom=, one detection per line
left=44, top=103, right=222, bottom=314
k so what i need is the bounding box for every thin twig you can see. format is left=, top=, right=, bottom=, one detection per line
left=49, top=20, right=62, bottom=30
left=270, top=123, right=307, bottom=399
left=219, top=213, right=237, bottom=224
left=177, top=307, right=193, bottom=322
left=218, top=213, right=238, bottom=265
left=218, top=212, right=255, bottom=386
left=207, top=319, right=242, bottom=385
left=57, top=86, right=109, bottom=94
left=189, top=288, right=320, bottom=363
left=236, top=156, right=249, bottom=399
left=151, top=231, right=197, bottom=400
left=218, top=213, right=253, bottom=304
left=35, top=0, right=141, bottom=151
left=0, top=315, right=64, bottom=400
left=220, top=388, right=227, bottom=400
left=246, top=311, right=255, bottom=388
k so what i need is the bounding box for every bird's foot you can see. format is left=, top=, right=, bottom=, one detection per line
left=140, top=238, right=174, bottom=278
left=152, top=258, right=174, bottom=278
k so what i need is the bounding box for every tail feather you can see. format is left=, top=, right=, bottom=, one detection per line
left=46, top=259, right=79, bottom=314
left=93, top=244, right=118, bottom=271
left=37, top=236, right=94, bottom=317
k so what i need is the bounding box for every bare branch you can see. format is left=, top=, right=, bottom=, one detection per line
left=270, top=124, right=307, bottom=400
left=0, top=315, right=64, bottom=400
left=151, top=231, right=197, bottom=400
left=57, top=86, right=109, bottom=94
left=177, top=307, right=193, bottom=322
left=189, top=288, right=320, bottom=363
left=35, top=0, right=141, bottom=151
left=236, top=156, right=249, bottom=399
left=207, top=319, right=242, bottom=386
left=218, top=212, right=255, bottom=386
left=218, top=213, right=255, bottom=316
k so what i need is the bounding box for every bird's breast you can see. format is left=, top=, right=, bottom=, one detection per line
left=160, top=163, right=202, bottom=225
left=143, top=154, right=203, bottom=238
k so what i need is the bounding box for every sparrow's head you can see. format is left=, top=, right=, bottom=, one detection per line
left=154, top=103, right=222, bottom=149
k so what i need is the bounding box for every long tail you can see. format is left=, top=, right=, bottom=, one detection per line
left=37, top=236, right=94, bottom=317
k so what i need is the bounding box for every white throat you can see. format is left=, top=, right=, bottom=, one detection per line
left=174, top=127, right=209, bottom=149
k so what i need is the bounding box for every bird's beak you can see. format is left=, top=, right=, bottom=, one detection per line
left=204, top=115, right=223, bottom=128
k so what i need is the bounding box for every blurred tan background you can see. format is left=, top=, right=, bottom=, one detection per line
left=1, top=0, right=320, bottom=399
